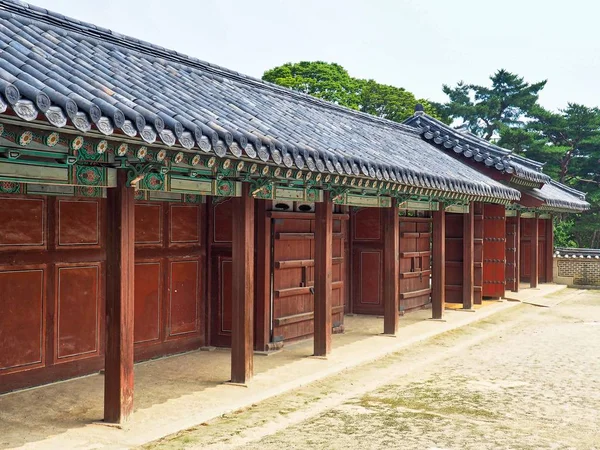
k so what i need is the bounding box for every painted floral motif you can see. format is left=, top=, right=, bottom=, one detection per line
left=0, top=123, right=4, bottom=137
left=76, top=186, right=101, bottom=198
left=261, top=165, right=270, bottom=176
left=136, top=146, right=147, bottom=159
left=0, top=181, right=21, bottom=194
left=273, top=167, right=282, bottom=177
left=70, top=136, right=84, bottom=150
left=305, top=172, right=312, bottom=181
left=217, top=180, right=232, bottom=196
left=249, top=163, right=258, bottom=174
left=156, top=149, right=167, bottom=162
left=134, top=190, right=146, bottom=200
left=207, top=157, right=216, bottom=168
left=221, top=159, right=231, bottom=170
left=174, top=152, right=184, bottom=164
left=236, top=161, right=244, bottom=171
left=45, top=132, right=60, bottom=147
left=191, top=155, right=201, bottom=166
left=95, top=140, right=108, bottom=154
left=315, top=173, right=322, bottom=182
left=285, top=169, right=293, bottom=178
left=76, top=166, right=102, bottom=186
left=144, top=173, right=164, bottom=191
left=117, top=143, right=129, bottom=157
left=18, top=130, right=33, bottom=146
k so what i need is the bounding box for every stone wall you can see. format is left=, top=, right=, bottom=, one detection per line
left=554, top=248, right=600, bottom=286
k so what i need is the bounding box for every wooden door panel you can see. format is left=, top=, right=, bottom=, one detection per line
left=0, top=266, right=45, bottom=374
left=352, top=249, right=383, bottom=314
left=399, top=216, right=432, bottom=311
left=445, top=213, right=464, bottom=304
left=134, top=261, right=162, bottom=345
left=272, top=216, right=345, bottom=343
left=168, top=260, right=200, bottom=337
left=505, top=217, right=518, bottom=291
left=483, top=204, right=506, bottom=298
left=0, top=196, right=46, bottom=250
left=55, top=264, right=101, bottom=362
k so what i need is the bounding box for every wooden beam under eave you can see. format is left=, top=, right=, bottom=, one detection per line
left=462, top=202, right=474, bottom=310
left=231, top=183, right=255, bottom=384
left=383, top=198, right=400, bottom=335
left=530, top=213, right=539, bottom=288
left=314, top=190, right=333, bottom=357
left=432, top=207, right=446, bottom=319
left=104, top=169, right=135, bottom=424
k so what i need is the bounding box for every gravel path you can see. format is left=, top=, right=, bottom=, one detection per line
left=145, top=289, right=600, bottom=450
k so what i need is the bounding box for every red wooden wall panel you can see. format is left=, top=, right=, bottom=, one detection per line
left=0, top=197, right=45, bottom=250
left=134, top=261, right=162, bottom=344
left=483, top=204, right=506, bottom=298
left=399, top=216, right=432, bottom=311
left=520, top=218, right=549, bottom=282
left=0, top=267, right=45, bottom=374
left=57, top=199, right=100, bottom=247
left=134, top=203, right=163, bottom=246
left=445, top=213, right=463, bottom=304
left=55, top=264, right=101, bottom=362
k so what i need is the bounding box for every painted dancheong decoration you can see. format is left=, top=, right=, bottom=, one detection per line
left=0, top=0, right=589, bottom=426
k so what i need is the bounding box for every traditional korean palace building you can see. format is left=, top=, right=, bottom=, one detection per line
left=0, top=0, right=589, bottom=423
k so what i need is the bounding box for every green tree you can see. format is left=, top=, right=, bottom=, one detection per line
left=440, top=69, right=547, bottom=140
left=262, top=61, right=440, bottom=122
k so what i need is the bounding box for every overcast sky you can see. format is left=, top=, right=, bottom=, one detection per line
left=25, top=0, right=600, bottom=112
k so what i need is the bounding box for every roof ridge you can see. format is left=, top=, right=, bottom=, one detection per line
left=412, top=113, right=545, bottom=169
left=0, top=0, right=421, bottom=138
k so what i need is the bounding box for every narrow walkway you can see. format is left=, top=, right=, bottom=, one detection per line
left=0, top=284, right=565, bottom=449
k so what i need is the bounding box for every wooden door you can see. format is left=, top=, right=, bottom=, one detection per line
left=520, top=218, right=547, bottom=283
left=271, top=213, right=345, bottom=343
left=473, top=202, right=484, bottom=304
left=483, top=204, right=506, bottom=298
left=351, top=208, right=384, bottom=315
left=209, top=198, right=233, bottom=347
left=505, top=216, right=519, bottom=291
left=399, top=215, right=432, bottom=311
left=444, top=213, right=463, bottom=304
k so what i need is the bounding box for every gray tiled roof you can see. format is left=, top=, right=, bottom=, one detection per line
left=527, top=181, right=590, bottom=212
left=404, top=112, right=551, bottom=185
left=555, top=247, right=600, bottom=258
left=0, top=0, right=520, bottom=202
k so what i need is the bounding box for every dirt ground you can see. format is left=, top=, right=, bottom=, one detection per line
left=144, top=289, right=600, bottom=450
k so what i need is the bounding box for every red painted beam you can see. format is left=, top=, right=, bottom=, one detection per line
left=231, top=183, right=255, bottom=383
left=314, top=191, right=332, bottom=356
left=383, top=198, right=400, bottom=334
left=104, top=170, right=135, bottom=424
left=432, top=208, right=446, bottom=319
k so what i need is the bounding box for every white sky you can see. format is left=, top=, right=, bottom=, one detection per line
left=24, top=0, right=600, bottom=112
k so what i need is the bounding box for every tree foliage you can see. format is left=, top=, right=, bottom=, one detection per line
left=442, top=70, right=600, bottom=248
left=262, top=61, right=441, bottom=122
left=440, top=69, right=547, bottom=140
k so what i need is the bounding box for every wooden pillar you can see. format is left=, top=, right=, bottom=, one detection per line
left=383, top=198, right=400, bottom=335
left=530, top=213, right=539, bottom=288
left=514, top=210, right=521, bottom=292
left=314, top=190, right=333, bottom=356
left=432, top=207, right=446, bottom=319
left=545, top=216, right=554, bottom=283
left=104, top=169, right=135, bottom=424
left=462, top=202, right=474, bottom=309
left=231, top=183, right=254, bottom=383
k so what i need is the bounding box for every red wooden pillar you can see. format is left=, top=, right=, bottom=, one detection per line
left=545, top=216, right=554, bottom=283
left=314, top=190, right=333, bottom=356
left=231, top=183, right=254, bottom=383
left=383, top=198, right=400, bottom=335
left=432, top=207, right=446, bottom=319
left=530, top=213, right=539, bottom=288
left=104, top=170, right=135, bottom=424
left=462, top=202, right=474, bottom=309
left=514, top=210, right=521, bottom=292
